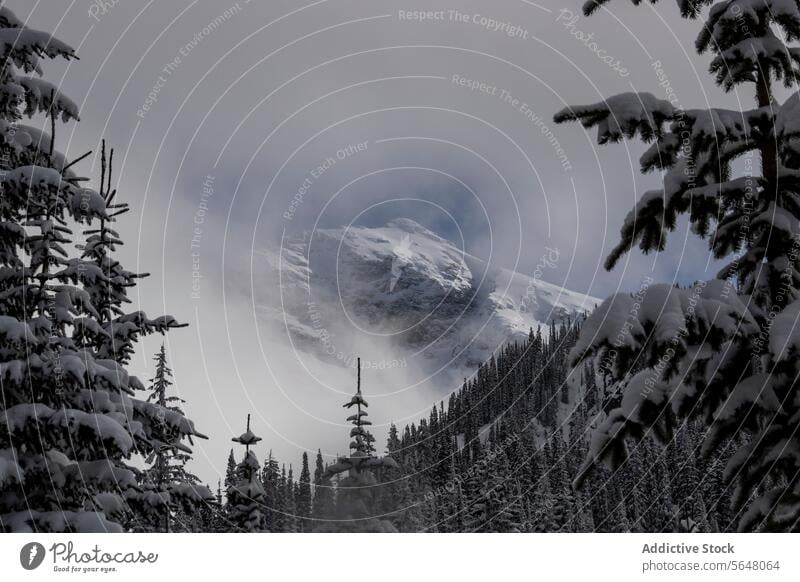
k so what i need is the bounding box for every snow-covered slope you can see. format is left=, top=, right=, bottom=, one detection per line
left=257, top=219, right=597, bottom=371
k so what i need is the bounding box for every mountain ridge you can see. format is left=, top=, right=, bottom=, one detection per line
left=257, top=219, right=598, bottom=372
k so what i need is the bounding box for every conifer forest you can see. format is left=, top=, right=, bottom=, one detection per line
left=3, top=0, right=800, bottom=538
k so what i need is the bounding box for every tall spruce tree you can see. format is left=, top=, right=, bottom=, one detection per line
left=378, top=423, right=418, bottom=531
left=226, top=415, right=265, bottom=532
left=137, top=344, right=207, bottom=532
left=297, top=451, right=312, bottom=531
left=311, top=449, right=333, bottom=522
left=0, top=7, right=206, bottom=532
left=317, top=359, right=398, bottom=532
left=557, top=0, right=800, bottom=531
left=284, top=465, right=298, bottom=532
left=225, top=449, right=237, bottom=489
left=261, top=450, right=282, bottom=531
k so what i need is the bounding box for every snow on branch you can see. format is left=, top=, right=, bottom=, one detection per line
left=0, top=28, right=75, bottom=74
left=554, top=92, right=676, bottom=144
left=18, top=77, right=80, bottom=121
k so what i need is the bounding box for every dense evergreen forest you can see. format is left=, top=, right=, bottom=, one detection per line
left=5, top=0, right=800, bottom=534
left=167, top=320, right=739, bottom=533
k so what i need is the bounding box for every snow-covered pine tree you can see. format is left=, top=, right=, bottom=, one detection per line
left=311, top=449, right=334, bottom=522
left=284, top=465, right=298, bottom=532
left=461, top=461, right=491, bottom=531
left=226, top=415, right=265, bottom=532
left=189, top=479, right=226, bottom=533
left=317, top=359, right=398, bottom=532
left=556, top=0, right=800, bottom=531
left=277, top=464, right=288, bottom=531
left=548, top=438, right=577, bottom=532
left=261, top=450, right=282, bottom=531
left=136, top=344, right=208, bottom=532
left=297, top=451, right=312, bottom=531
left=0, top=6, right=207, bottom=532
left=376, top=423, right=418, bottom=531
left=482, top=449, right=526, bottom=532
left=225, top=449, right=237, bottom=489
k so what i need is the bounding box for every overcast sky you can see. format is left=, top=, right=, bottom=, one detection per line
left=9, top=0, right=765, bottom=485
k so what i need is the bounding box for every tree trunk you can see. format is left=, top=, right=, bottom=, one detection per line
left=756, top=62, right=778, bottom=188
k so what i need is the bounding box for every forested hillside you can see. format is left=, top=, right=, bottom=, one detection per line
left=201, top=320, right=739, bottom=533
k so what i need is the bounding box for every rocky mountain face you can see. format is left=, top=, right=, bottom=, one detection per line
left=257, top=219, right=597, bottom=371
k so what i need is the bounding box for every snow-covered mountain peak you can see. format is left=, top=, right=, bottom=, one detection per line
left=257, top=221, right=597, bottom=373
left=312, top=219, right=472, bottom=298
